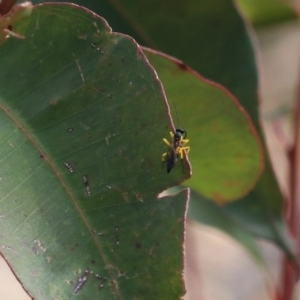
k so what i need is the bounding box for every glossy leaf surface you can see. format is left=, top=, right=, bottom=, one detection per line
left=0, top=4, right=189, bottom=299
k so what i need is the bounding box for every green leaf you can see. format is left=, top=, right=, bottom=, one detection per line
left=144, top=49, right=263, bottom=203
left=236, top=0, right=297, bottom=26
left=18, top=0, right=297, bottom=270
left=0, top=4, right=190, bottom=299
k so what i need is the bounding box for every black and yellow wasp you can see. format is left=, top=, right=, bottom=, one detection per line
left=162, top=127, right=190, bottom=173
left=162, top=100, right=190, bottom=173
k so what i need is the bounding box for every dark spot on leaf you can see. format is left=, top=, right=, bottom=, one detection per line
left=7, top=25, right=12, bottom=31
left=91, top=260, right=96, bottom=264
left=136, top=242, right=142, bottom=249
left=94, top=87, right=106, bottom=94
left=82, top=175, right=89, bottom=186
left=176, top=61, right=188, bottom=71
left=108, top=94, right=114, bottom=99
left=73, top=269, right=89, bottom=295
left=32, top=246, right=38, bottom=254
left=39, top=154, right=44, bottom=158
left=70, top=243, right=79, bottom=251
left=135, top=193, right=143, bottom=201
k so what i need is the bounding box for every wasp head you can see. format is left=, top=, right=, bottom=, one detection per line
left=174, top=128, right=186, bottom=141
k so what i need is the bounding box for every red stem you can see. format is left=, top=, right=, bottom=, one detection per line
left=280, top=72, right=300, bottom=300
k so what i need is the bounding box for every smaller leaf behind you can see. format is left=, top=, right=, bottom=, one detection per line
left=144, top=48, right=263, bottom=203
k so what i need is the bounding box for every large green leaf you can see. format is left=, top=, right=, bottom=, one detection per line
left=0, top=4, right=190, bottom=299
left=13, top=0, right=296, bottom=278
left=144, top=49, right=263, bottom=202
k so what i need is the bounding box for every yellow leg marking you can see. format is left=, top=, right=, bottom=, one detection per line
left=181, top=138, right=189, bottom=144
left=179, top=149, right=184, bottom=159
left=162, top=152, right=168, bottom=161
left=182, top=146, right=190, bottom=154
left=163, top=131, right=190, bottom=163
left=178, top=146, right=190, bottom=159
left=163, top=138, right=171, bottom=147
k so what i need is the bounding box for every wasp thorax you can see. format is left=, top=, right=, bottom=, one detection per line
left=162, top=127, right=190, bottom=173
left=175, top=128, right=186, bottom=140
left=174, top=132, right=181, bottom=142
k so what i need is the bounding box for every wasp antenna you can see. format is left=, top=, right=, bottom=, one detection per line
left=170, top=99, right=181, bottom=128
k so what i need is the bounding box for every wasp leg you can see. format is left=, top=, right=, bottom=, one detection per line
left=180, top=156, right=185, bottom=173
left=181, top=138, right=189, bottom=145
left=178, top=146, right=190, bottom=159
left=161, top=152, right=168, bottom=168
left=182, top=146, right=190, bottom=154
left=162, top=152, right=168, bottom=161
left=163, top=138, right=171, bottom=147
left=177, top=146, right=190, bottom=173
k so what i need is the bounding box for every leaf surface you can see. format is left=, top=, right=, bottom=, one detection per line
left=0, top=4, right=190, bottom=299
